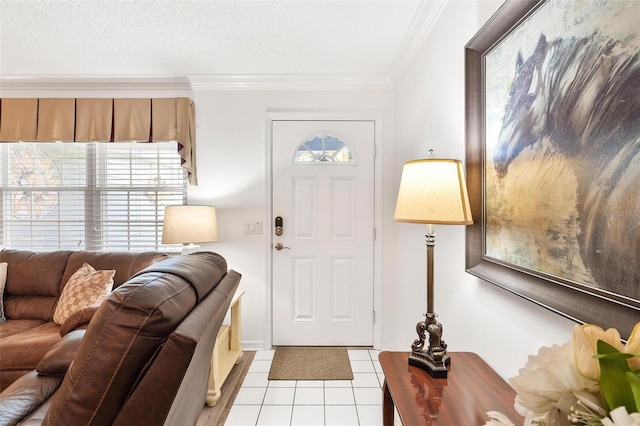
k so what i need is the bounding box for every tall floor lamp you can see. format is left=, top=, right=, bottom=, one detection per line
left=394, top=154, right=473, bottom=378
left=162, top=205, right=219, bottom=255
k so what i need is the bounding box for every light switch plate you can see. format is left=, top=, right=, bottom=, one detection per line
left=244, top=221, right=263, bottom=235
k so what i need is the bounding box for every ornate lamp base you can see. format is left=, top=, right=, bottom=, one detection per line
left=409, top=349, right=450, bottom=378
left=409, top=312, right=450, bottom=378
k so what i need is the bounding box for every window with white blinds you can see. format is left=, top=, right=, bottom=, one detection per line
left=0, top=142, right=187, bottom=252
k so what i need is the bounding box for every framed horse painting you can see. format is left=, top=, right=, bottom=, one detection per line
left=465, top=0, right=640, bottom=340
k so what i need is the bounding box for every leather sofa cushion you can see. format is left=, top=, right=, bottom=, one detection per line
left=0, top=322, right=61, bottom=373
left=0, top=251, right=72, bottom=297
left=36, top=330, right=85, bottom=376
left=0, top=250, right=72, bottom=321
left=61, top=250, right=168, bottom=289
left=0, top=319, right=47, bottom=340
left=0, top=320, right=53, bottom=391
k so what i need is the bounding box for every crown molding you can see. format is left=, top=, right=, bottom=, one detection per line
left=386, top=0, right=448, bottom=86
left=0, top=74, right=394, bottom=92
left=188, top=74, right=393, bottom=91
left=0, top=76, right=193, bottom=92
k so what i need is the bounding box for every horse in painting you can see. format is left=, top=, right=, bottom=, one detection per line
left=493, top=32, right=640, bottom=299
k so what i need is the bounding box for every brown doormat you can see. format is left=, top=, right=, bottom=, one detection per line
left=268, top=347, right=354, bottom=380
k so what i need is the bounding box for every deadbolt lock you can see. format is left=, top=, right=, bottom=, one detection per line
left=275, top=216, right=284, bottom=236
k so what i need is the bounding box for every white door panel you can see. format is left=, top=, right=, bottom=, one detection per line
left=272, top=120, right=375, bottom=346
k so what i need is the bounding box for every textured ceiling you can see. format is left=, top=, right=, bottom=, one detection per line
left=0, top=0, right=444, bottom=84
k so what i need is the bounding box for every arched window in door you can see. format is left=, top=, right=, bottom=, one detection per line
left=293, top=134, right=354, bottom=163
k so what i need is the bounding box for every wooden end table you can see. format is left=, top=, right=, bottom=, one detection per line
left=206, top=289, right=245, bottom=406
left=379, top=351, right=522, bottom=425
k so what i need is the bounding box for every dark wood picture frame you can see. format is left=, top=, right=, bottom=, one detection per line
left=464, top=0, right=640, bottom=340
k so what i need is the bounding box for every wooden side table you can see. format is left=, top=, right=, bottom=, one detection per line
left=379, top=351, right=522, bottom=425
left=206, top=289, right=245, bottom=406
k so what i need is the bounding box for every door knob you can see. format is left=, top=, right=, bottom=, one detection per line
left=274, top=242, right=290, bottom=251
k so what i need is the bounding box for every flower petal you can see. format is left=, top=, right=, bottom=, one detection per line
left=624, top=323, right=640, bottom=370
left=606, top=406, right=640, bottom=425
left=573, top=324, right=622, bottom=380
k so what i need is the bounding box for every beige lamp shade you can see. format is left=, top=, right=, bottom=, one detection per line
left=394, top=158, right=473, bottom=225
left=162, top=205, right=218, bottom=244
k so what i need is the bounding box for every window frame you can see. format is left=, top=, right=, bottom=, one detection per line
left=0, top=141, right=187, bottom=252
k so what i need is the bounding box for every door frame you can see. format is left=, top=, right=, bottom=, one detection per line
left=265, top=110, right=383, bottom=349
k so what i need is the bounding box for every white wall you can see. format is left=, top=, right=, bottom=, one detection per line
left=391, top=0, right=577, bottom=379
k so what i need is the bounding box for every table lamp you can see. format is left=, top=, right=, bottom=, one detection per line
left=394, top=152, right=473, bottom=377
left=162, top=205, right=218, bottom=255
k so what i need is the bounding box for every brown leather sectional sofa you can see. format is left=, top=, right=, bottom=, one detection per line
left=0, top=249, right=241, bottom=425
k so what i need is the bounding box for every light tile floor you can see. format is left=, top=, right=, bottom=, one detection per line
left=225, top=349, right=387, bottom=426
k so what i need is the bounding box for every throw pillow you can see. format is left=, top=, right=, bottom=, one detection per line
left=0, top=262, right=7, bottom=324
left=60, top=304, right=100, bottom=337
left=53, top=262, right=115, bottom=325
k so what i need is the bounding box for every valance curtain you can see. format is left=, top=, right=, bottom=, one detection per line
left=0, top=97, right=197, bottom=185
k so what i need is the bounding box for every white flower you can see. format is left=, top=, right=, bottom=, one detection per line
left=602, top=407, right=640, bottom=426
left=509, top=340, right=600, bottom=425
left=488, top=322, right=640, bottom=426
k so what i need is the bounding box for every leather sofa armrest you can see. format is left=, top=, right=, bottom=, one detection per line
left=37, top=330, right=85, bottom=376
left=0, top=371, right=62, bottom=426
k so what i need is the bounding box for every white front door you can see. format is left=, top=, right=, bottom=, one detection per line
left=272, top=120, right=375, bottom=346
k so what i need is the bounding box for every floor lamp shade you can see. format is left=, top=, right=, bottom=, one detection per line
left=394, top=158, right=473, bottom=225
left=162, top=205, right=219, bottom=244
